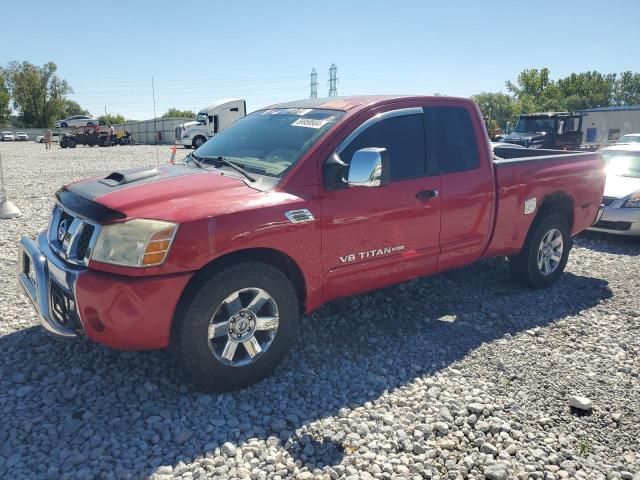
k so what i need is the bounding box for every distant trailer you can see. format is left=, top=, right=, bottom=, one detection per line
left=579, top=105, right=640, bottom=148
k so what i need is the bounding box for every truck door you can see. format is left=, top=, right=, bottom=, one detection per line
left=424, top=105, right=495, bottom=271
left=321, top=108, right=441, bottom=301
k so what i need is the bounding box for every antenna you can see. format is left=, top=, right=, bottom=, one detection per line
left=310, top=68, right=318, bottom=99
left=328, top=63, right=338, bottom=97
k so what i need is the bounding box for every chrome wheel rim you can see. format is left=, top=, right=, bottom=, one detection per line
left=537, top=228, right=563, bottom=276
left=208, top=288, right=279, bottom=367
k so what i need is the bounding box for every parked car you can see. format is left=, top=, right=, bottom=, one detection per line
left=589, top=144, right=640, bottom=236
left=2, top=131, right=15, bottom=141
left=15, top=132, right=29, bottom=141
left=17, top=95, right=605, bottom=391
left=54, top=115, right=98, bottom=128
left=616, top=133, right=640, bottom=145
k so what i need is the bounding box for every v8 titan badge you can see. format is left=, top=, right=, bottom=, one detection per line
left=340, top=245, right=405, bottom=264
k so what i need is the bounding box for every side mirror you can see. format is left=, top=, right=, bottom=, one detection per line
left=347, top=148, right=390, bottom=187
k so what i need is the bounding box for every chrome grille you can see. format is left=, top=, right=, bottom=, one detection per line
left=175, top=126, right=181, bottom=140
left=48, top=204, right=100, bottom=266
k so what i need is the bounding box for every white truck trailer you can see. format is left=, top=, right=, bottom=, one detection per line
left=175, top=99, right=246, bottom=148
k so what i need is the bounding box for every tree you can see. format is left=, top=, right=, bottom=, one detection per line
left=63, top=99, right=90, bottom=118
left=5, top=61, right=72, bottom=127
left=0, top=68, right=10, bottom=125
left=612, top=71, right=640, bottom=106
left=162, top=108, right=194, bottom=119
left=471, top=92, right=519, bottom=131
left=506, top=68, right=563, bottom=112
left=556, top=71, right=615, bottom=111
left=97, top=113, right=125, bottom=125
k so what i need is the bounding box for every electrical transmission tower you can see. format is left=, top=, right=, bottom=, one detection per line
left=328, top=63, right=338, bottom=97
left=310, top=68, right=318, bottom=98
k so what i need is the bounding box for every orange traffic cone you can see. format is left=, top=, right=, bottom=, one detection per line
left=170, top=145, right=177, bottom=164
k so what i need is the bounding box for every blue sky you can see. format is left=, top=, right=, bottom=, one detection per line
left=2, top=0, right=639, bottom=119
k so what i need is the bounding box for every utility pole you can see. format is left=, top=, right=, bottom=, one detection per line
left=310, top=68, right=318, bottom=99
left=328, top=63, right=338, bottom=97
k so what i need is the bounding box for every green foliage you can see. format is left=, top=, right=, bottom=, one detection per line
left=5, top=61, right=73, bottom=127
left=0, top=69, right=10, bottom=125
left=162, top=108, right=195, bottom=119
left=556, top=71, right=616, bottom=111
left=612, top=71, right=640, bottom=106
left=97, top=114, right=125, bottom=125
left=471, top=92, right=519, bottom=131
left=63, top=99, right=90, bottom=117
left=577, top=437, right=592, bottom=457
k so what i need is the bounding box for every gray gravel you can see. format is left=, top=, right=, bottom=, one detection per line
left=1, top=141, right=639, bottom=480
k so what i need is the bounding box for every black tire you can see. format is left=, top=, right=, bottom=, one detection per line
left=509, top=212, right=571, bottom=289
left=68, top=138, right=77, bottom=148
left=192, top=136, right=206, bottom=149
left=61, top=122, right=68, bottom=128
left=183, top=145, right=191, bottom=149
left=172, top=262, right=299, bottom=392
left=60, top=139, right=68, bottom=148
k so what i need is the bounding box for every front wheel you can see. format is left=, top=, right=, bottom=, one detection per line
left=509, top=212, right=571, bottom=289
left=192, top=136, right=206, bottom=148
left=172, top=262, right=299, bottom=391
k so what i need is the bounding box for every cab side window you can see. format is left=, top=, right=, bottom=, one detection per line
left=424, top=106, right=479, bottom=174
left=340, top=114, right=427, bottom=181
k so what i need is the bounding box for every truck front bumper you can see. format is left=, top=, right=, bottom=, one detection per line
left=17, top=233, right=193, bottom=350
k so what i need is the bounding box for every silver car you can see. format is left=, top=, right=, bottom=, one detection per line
left=589, top=144, right=640, bottom=236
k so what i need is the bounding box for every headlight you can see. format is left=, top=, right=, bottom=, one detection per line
left=622, top=192, right=640, bottom=208
left=91, top=219, right=178, bottom=267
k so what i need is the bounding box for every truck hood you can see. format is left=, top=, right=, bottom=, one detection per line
left=179, top=120, right=201, bottom=129
left=65, top=164, right=266, bottom=223
left=502, top=131, right=547, bottom=143
left=604, top=174, right=640, bottom=199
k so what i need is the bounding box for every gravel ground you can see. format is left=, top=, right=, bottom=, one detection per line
left=0, top=141, right=639, bottom=480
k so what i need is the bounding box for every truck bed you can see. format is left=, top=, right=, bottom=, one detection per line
left=485, top=147, right=605, bottom=257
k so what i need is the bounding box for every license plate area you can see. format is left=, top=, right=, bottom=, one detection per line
left=49, top=281, right=79, bottom=330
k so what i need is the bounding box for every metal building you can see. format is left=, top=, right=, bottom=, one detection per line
left=578, top=105, right=640, bottom=148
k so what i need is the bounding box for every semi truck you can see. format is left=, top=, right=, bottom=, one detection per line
left=18, top=95, right=605, bottom=391
left=175, top=99, right=246, bottom=149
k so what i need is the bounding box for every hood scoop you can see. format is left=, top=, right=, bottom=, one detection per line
left=99, top=167, right=161, bottom=187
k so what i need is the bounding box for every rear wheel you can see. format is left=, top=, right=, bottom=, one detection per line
left=68, top=138, right=77, bottom=148
left=61, top=122, right=68, bottom=128
left=509, top=212, right=571, bottom=289
left=172, top=262, right=299, bottom=391
left=60, top=138, right=68, bottom=148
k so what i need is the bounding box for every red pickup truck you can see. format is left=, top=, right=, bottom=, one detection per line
left=18, top=96, right=605, bottom=391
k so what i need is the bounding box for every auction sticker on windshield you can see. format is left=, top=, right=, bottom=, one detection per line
left=291, top=117, right=333, bottom=129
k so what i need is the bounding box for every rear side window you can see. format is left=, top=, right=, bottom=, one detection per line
left=425, top=106, right=479, bottom=174
left=340, top=114, right=426, bottom=181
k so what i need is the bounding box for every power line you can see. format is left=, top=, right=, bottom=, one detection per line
left=310, top=68, right=318, bottom=99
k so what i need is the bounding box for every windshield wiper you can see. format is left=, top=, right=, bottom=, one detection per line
left=199, top=155, right=256, bottom=183
left=187, top=151, right=205, bottom=169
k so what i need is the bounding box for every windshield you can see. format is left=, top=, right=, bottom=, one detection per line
left=513, top=117, right=555, bottom=133
left=196, top=112, right=207, bottom=123
left=601, top=150, right=640, bottom=178
left=194, top=108, right=344, bottom=177
left=617, top=135, right=640, bottom=144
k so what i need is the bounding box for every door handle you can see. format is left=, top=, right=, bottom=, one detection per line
left=415, top=189, right=439, bottom=201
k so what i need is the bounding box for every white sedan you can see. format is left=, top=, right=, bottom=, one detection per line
left=2, top=131, right=15, bottom=141
left=54, top=115, right=98, bottom=128
left=589, top=144, right=640, bottom=236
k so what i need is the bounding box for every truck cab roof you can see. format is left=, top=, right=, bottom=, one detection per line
left=265, top=95, right=470, bottom=113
